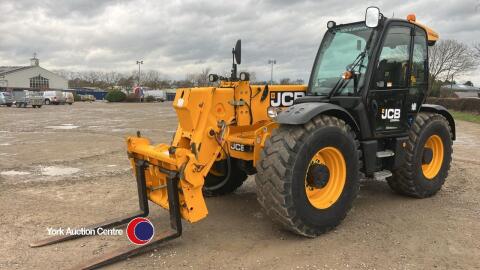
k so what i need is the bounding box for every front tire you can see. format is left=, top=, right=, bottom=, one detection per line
left=387, top=112, right=452, bottom=198
left=256, top=115, right=360, bottom=237
left=44, top=99, right=50, bottom=105
left=203, top=158, right=248, bottom=197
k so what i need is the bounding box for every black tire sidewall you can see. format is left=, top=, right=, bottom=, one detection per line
left=203, top=158, right=248, bottom=195
left=412, top=119, right=452, bottom=191
left=291, top=126, right=359, bottom=228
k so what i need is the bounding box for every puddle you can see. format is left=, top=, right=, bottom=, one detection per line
left=107, top=165, right=117, bottom=167
left=0, top=143, right=11, bottom=146
left=1, top=170, right=30, bottom=176
left=45, top=125, right=79, bottom=130
left=41, top=166, right=81, bottom=176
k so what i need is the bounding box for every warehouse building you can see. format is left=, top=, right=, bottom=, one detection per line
left=0, top=55, right=68, bottom=91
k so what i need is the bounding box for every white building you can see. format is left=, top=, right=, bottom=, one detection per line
left=0, top=56, right=68, bottom=91
left=442, top=84, right=479, bottom=99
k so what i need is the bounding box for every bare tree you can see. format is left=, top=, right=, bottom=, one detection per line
left=429, top=39, right=477, bottom=91
left=293, top=79, right=305, bottom=85
left=474, top=43, right=480, bottom=60
left=196, top=67, right=211, bottom=86
left=185, top=73, right=197, bottom=86
left=248, top=71, right=256, bottom=83
left=279, top=78, right=291, bottom=85
left=143, top=70, right=164, bottom=89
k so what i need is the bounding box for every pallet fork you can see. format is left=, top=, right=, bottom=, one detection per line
left=30, top=160, right=183, bottom=270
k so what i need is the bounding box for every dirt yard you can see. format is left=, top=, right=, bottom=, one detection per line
left=0, top=102, right=479, bottom=270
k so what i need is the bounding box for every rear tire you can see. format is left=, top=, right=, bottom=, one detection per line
left=256, top=115, right=360, bottom=237
left=387, top=112, right=452, bottom=198
left=203, top=158, right=248, bottom=197
left=44, top=99, right=50, bottom=105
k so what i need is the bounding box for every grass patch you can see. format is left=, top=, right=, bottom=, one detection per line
left=451, top=110, right=480, bottom=124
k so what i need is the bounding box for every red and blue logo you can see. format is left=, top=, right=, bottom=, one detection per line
left=126, top=217, right=155, bottom=245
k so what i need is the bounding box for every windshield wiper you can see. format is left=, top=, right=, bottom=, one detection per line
left=328, top=30, right=375, bottom=98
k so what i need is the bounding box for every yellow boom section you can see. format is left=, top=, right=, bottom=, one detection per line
left=126, top=82, right=307, bottom=224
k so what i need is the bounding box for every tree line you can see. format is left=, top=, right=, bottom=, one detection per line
left=53, top=67, right=305, bottom=91
left=54, top=39, right=479, bottom=96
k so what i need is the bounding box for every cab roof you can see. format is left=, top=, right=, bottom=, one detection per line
left=406, top=14, right=439, bottom=44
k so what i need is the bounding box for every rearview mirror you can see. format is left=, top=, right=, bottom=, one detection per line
left=234, top=40, right=241, bottom=64
left=365, top=7, right=380, bottom=28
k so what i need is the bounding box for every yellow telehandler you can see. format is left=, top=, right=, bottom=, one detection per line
left=31, top=7, right=455, bottom=269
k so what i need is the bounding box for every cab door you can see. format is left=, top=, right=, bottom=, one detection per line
left=367, top=23, right=413, bottom=136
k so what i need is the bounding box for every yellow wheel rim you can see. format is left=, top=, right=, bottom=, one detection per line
left=422, top=135, right=444, bottom=180
left=305, top=147, right=346, bottom=209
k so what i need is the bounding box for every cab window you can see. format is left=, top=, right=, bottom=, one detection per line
left=375, top=26, right=411, bottom=89
left=411, top=28, right=428, bottom=91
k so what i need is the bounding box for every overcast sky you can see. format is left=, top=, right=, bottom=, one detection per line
left=1, top=0, right=479, bottom=84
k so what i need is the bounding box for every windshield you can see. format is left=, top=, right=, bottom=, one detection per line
left=309, top=23, right=374, bottom=95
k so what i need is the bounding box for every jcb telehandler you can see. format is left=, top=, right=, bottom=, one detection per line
left=31, top=7, right=455, bottom=269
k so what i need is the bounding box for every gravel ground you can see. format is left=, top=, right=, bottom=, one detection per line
left=0, top=102, right=479, bottom=270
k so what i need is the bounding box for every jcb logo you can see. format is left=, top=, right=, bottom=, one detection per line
left=381, top=108, right=401, bottom=121
left=270, top=91, right=306, bottom=107
left=231, top=143, right=245, bottom=152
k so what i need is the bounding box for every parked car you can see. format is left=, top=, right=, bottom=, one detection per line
left=0, top=92, right=13, bottom=107
left=43, top=90, right=66, bottom=105
left=80, top=94, right=96, bottom=102
left=13, top=90, right=43, bottom=108
left=63, top=92, right=74, bottom=105
left=143, top=90, right=166, bottom=102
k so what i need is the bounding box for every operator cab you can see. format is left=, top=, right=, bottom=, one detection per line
left=297, top=7, right=437, bottom=140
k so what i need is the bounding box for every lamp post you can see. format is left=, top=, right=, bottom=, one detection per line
left=136, top=60, right=143, bottom=86
left=268, top=59, right=276, bottom=84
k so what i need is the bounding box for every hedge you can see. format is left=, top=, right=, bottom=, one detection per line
left=145, top=95, right=155, bottom=102
left=125, top=94, right=140, bottom=103
left=426, top=98, right=480, bottom=114
left=105, top=90, right=127, bottom=102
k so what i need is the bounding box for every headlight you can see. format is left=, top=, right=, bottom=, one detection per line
left=209, top=74, right=219, bottom=82
left=239, top=72, right=250, bottom=81
left=267, top=106, right=279, bottom=119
